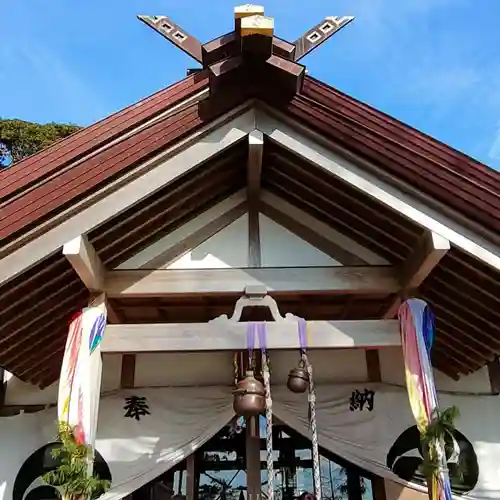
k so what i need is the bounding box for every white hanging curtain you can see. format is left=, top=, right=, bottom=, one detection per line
left=2, top=384, right=499, bottom=500
left=272, top=383, right=497, bottom=500
left=2, top=387, right=235, bottom=500
left=96, top=387, right=235, bottom=500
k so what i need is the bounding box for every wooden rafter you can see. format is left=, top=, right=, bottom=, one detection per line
left=101, top=319, right=400, bottom=353
left=104, top=266, right=398, bottom=297
left=256, top=112, right=500, bottom=272
left=63, top=234, right=105, bottom=292
left=0, top=109, right=255, bottom=287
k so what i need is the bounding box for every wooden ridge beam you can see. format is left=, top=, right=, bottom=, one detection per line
left=63, top=234, right=105, bottom=292
left=101, top=319, right=401, bottom=353
left=105, top=266, right=399, bottom=297
left=382, top=230, right=450, bottom=318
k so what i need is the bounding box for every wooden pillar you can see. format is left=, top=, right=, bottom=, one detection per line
left=0, top=368, right=5, bottom=410
left=372, top=476, right=387, bottom=500
left=246, top=416, right=262, bottom=500
left=186, top=454, right=197, bottom=500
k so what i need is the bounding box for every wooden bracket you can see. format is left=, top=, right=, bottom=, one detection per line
left=487, top=357, right=500, bottom=395
left=138, top=15, right=203, bottom=64
left=294, top=16, right=354, bottom=62
left=63, top=234, right=106, bottom=292
left=381, top=230, right=450, bottom=318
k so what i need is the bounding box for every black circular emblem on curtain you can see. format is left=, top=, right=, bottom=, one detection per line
left=386, top=426, right=479, bottom=494
left=13, top=442, right=112, bottom=500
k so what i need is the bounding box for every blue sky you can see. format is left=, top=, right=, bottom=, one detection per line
left=2, top=0, right=500, bottom=169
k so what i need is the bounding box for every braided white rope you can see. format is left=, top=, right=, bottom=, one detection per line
left=262, top=350, right=274, bottom=500
left=303, top=352, right=321, bottom=500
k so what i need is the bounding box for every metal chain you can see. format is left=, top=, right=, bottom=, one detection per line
left=233, top=352, right=239, bottom=386
left=303, top=351, right=321, bottom=500
left=262, top=349, right=274, bottom=500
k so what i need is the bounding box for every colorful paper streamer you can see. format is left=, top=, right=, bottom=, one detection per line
left=399, top=298, right=453, bottom=500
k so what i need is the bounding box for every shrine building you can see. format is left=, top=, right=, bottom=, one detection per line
left=1, top=5, right=500, bottom=500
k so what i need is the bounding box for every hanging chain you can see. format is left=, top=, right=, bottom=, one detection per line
left=303, top=351, right=321, bottom=500
left=262, top=348, right=274, bottom=500
left=233, top=352, right=239, bottom=386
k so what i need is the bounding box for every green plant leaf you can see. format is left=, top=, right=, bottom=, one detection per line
left=42, top=420, right=110, bottom=500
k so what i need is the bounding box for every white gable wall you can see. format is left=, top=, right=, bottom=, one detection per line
left=166, top=213, right=341, bottom=269
left=118, top=210, right=346, bottom=270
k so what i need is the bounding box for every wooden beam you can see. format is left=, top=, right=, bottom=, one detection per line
left=101, top=319, right=400, bottom=353
left=381, top=230, right=450, bottom=318
left=0, top=368, right=5, bottom=410
left=401, top=231, right=450, bottom=288
left=294, top=16, right=354, bottom=62
left=0, top=108, right=255, bottom=287
left=260, top=190, right=389, bottom=265
left=365, top=350, right=382, bottom=382
left=264, top=55, right=305, bottom=95
left=105, top=266, right=398, bottom=297
left=487, top=357, right=500, bottom=395
left=256, top=112, right=500, bottom=272
left=63, top=234, right=105, bottom=291
left=138, top=15, right=203, bottom=64
left=247, top=131, right=264, bottom=267
left=120, top=354, right=136, bottom=389
left=201, top=32, right=294, bottom=67
left=186, top=454, right=197, bottom=500
left=208, top=56, right=243, bottom=94
left=116, top=191, right=247, bottom=269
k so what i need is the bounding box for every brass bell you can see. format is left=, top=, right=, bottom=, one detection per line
left=287, top=359, right=309, bottom=393
left=233, top=370, right=266, bottom=417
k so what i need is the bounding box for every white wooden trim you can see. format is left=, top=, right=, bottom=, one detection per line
left=256, top=113, right=500, bottom=272
left=0, top=109, right=256, bottom=286
left=104, top=266, right=398, bottom=297
left=115, top=191, right=247, bottom=269
left=63, top=235, right=106, bottom=291
left=260, top=190, right=388, bottom=265
left=101, top=319, right=400, bottom=352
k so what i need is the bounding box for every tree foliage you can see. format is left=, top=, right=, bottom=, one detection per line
left=42, top=421, right=110, bottom=500
left=0, top=118, right=82, bottom=165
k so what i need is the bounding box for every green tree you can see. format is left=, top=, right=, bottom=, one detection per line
left=0, top=118, right=82, bottom=165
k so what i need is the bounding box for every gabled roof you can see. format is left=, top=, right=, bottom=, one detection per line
left=1, top=45, right=500, bottom=387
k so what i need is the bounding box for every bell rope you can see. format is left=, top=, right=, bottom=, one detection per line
left=298, top=318, right=321, bottom=500
left=259, top=322, right=274, bottom=500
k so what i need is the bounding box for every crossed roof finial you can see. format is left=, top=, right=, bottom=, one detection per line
left=138, top=5, right=353, bottom=98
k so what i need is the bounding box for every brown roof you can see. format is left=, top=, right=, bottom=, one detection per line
left=1, top=70, right=500, bottom=387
